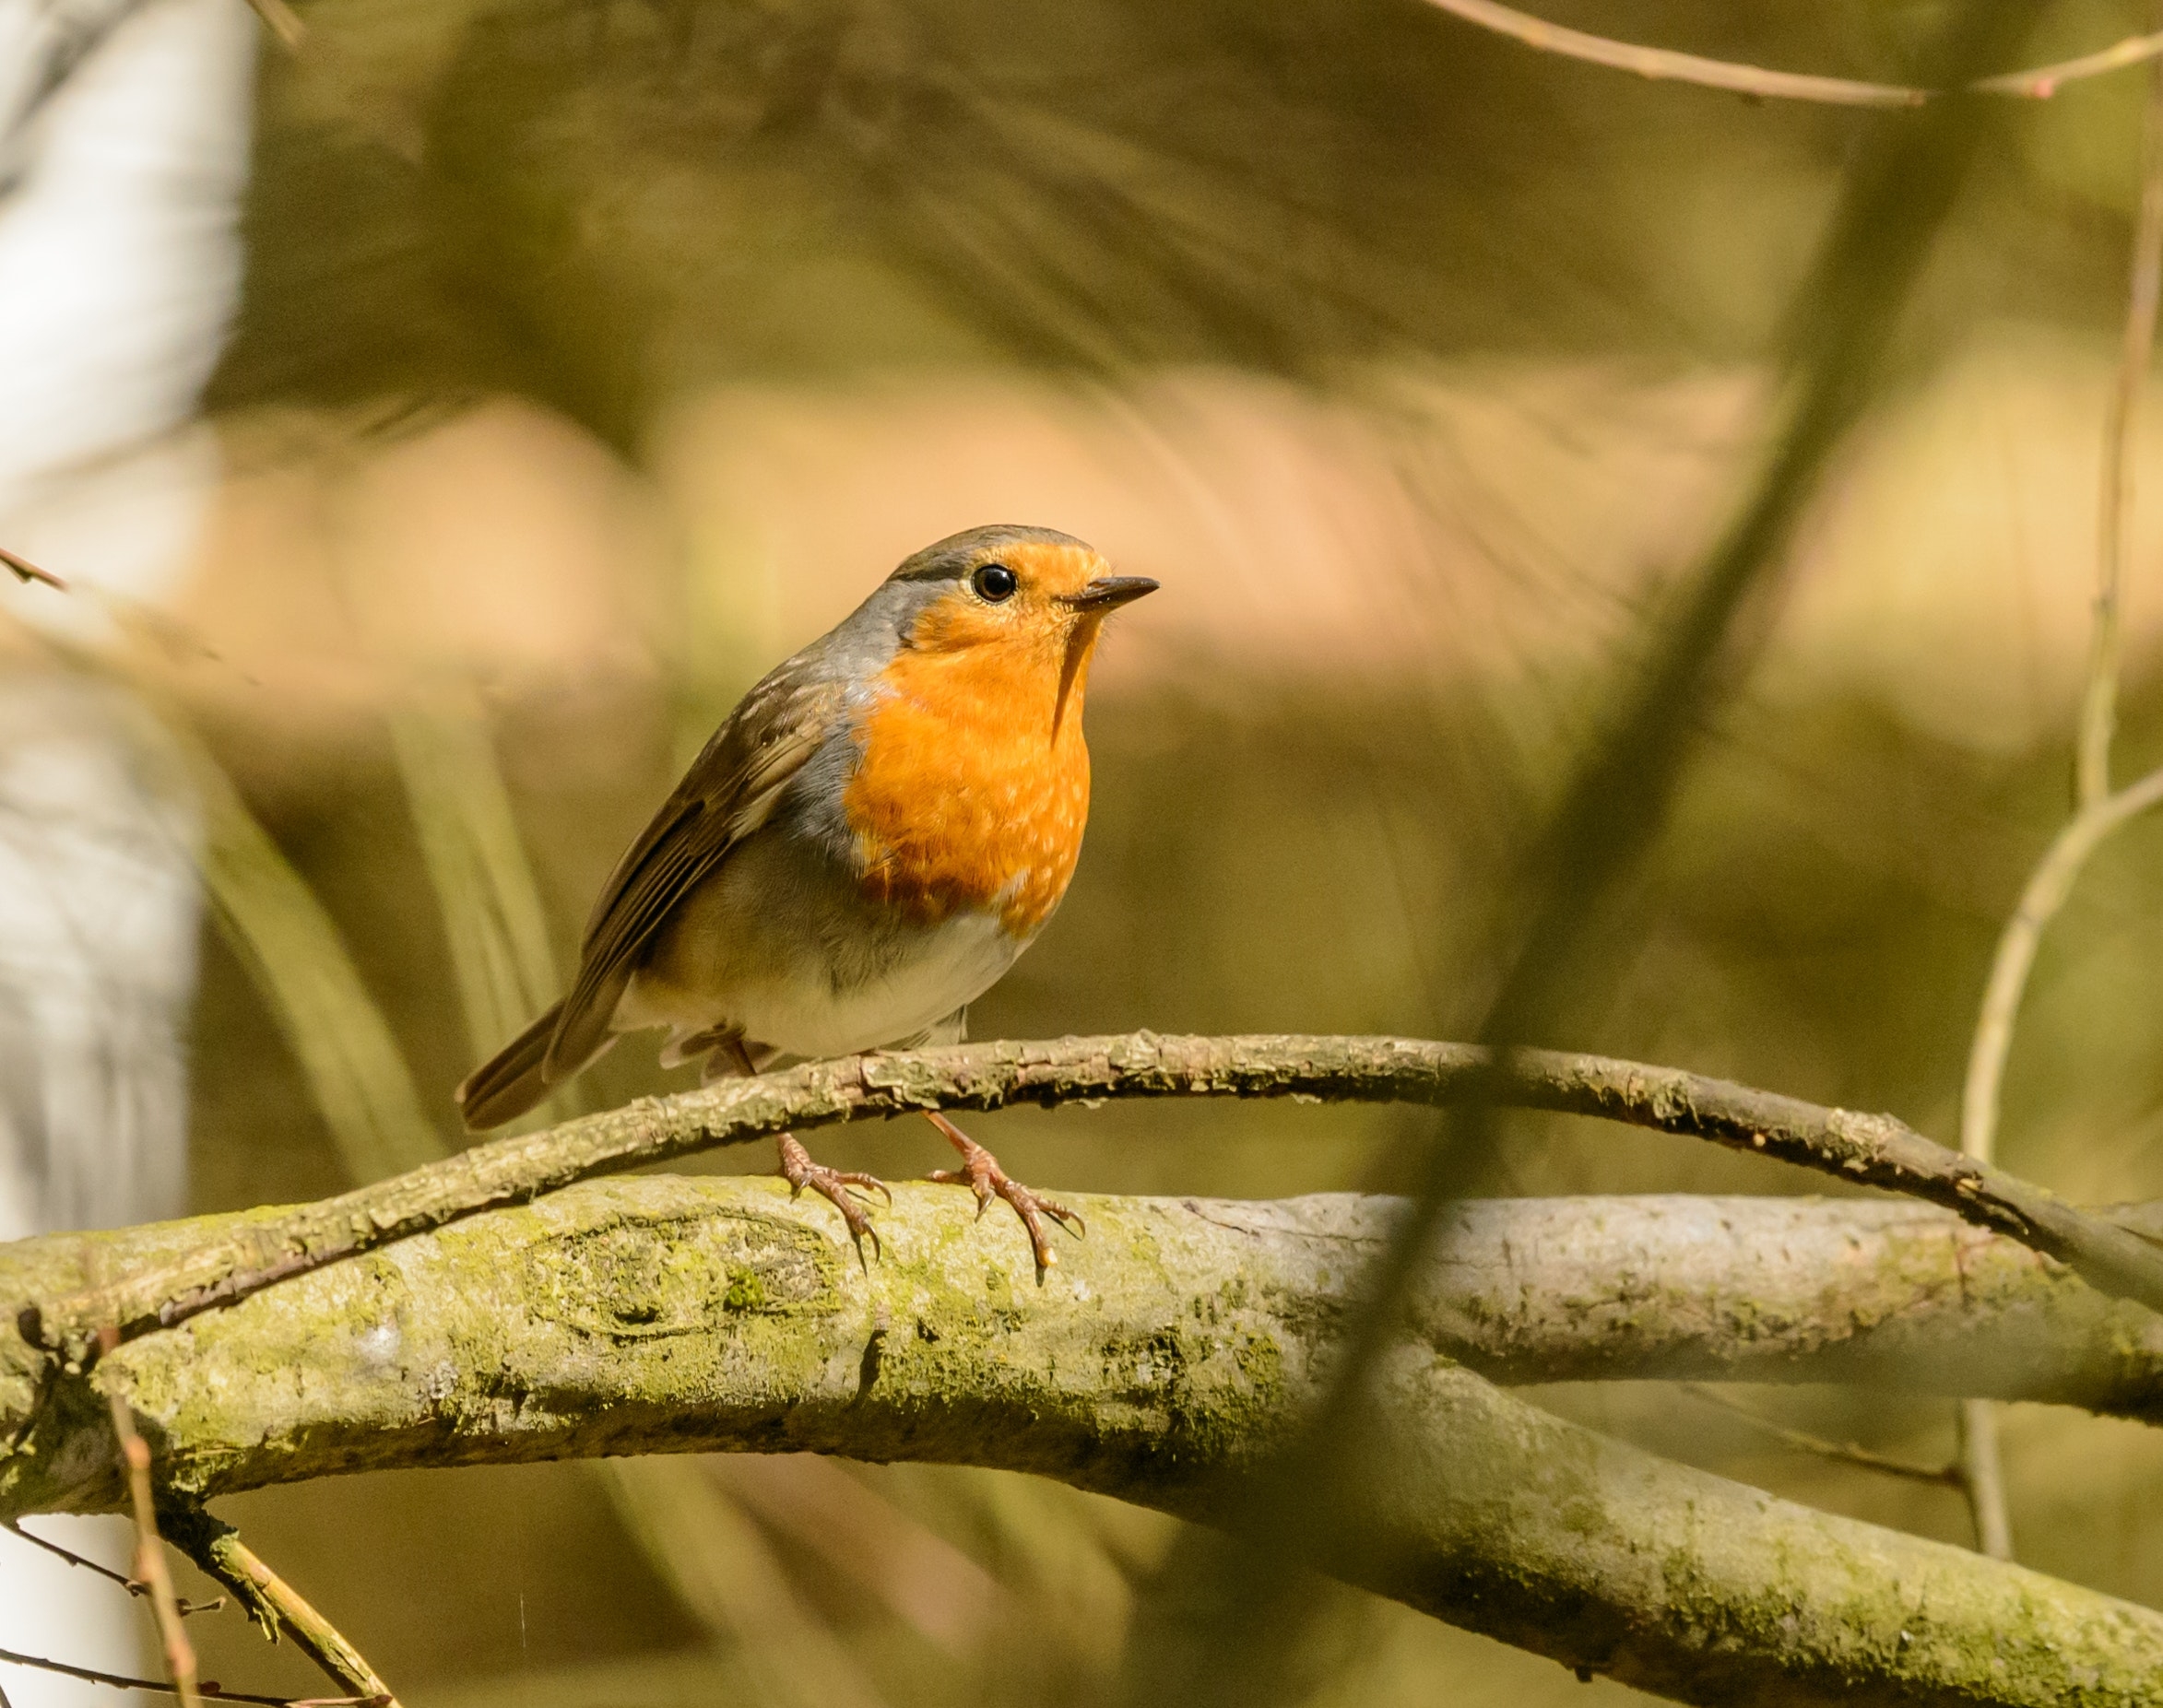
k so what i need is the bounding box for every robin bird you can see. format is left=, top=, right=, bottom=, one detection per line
left=455, top=524, right=1156, bottom=1267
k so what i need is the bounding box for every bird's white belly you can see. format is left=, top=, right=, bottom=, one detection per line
left=739, top=906, right=1023, bottom=1058
left=620, top=871, right=1028, bottom=1064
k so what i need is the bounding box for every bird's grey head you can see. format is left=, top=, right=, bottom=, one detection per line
left=886, top=524, right=1095, bottom=589
left=831, top=524, right=1092, bottom=650
left=817, top=524, right=1155, bottom=681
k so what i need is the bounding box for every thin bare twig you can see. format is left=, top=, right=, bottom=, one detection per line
left=1419, top=0, right=2163, bottom=111
left=1955, top=42, right=2163, bottom=1562
left=100, top=1325, right=200, bottom=1708
left=1418, top=0, right=1923, bottom=108
left=29, top=1032, right=2163, bottom=1361
left=6, top=1519, right=139, bottom=1590
left=0, top=1643, right=380, bottom=1704
left=1681, top=1385, right=1963, bottom=1487
left=2079, top=51, right=2163, bottom=809
left=1959, top=764, right=2163, bottom=1164
left=1977, top=29, right=2163, bottom=100
left=0, top=546, right=65, bottom=590
left=1956, top=1398, right=2015, bottom=1557
left=161, top=1509, right=402, bottom=1708
left=4, top=1520, right=222, bottom=1613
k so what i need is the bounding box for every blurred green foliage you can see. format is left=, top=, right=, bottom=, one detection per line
left=211, top=0, right=2159, bottom=438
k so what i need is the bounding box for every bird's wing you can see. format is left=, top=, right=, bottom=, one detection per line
left=544, top=668, right=847, bottom=1078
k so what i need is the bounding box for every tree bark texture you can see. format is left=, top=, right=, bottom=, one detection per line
left=1, top=1179, right=2159, bottom=1706
left=28, top=1033, right=2163, bottom=1361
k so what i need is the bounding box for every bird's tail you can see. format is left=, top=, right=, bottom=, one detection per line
left=456, top=1000, right=578, bottom=1131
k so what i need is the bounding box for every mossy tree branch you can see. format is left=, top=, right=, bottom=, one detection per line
left=2, top=1180, right=2162, bottom=1706
left=1378, top=1193, right=2163, bottom=1419
left=25, top=1033, right=2163, bottom=1361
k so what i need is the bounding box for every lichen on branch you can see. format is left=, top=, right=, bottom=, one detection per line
left=0, top=1178, right=2160, bottom=1707
left=25, top=1032, right=2163, bottom=1360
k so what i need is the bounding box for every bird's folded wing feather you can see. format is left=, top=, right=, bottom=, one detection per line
left=543, top=671, right=846, bottom=1078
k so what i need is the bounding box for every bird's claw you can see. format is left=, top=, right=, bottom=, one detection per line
left=778, top=1134, right=888, bottom=1259
left=928, top=1127, right=1083, bottom=1272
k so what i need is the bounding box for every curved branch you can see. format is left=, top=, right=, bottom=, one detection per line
left=3, top=1180, right=2158, bottom=1708
left=24, top=1034, right=2163, bottom=1360
left=1419, top=0, right=2163, bottom=110
left=1419, top=0, right=1925, bottom=107
left=1964, top=768, right=2163, bottom=1165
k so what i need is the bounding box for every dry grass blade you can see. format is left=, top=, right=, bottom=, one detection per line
left=21, top=616, right=443, bottom=1183
left=601, top=1459, right=892, bottom=1708
left=1955, top=1398, right=2015, bottom=1558
left=388, top=694, right=564, bottom=1091
left=706, top=1456, right=1009, bottom=1657
left=389, top=697, right=792, bottom=1685
left=181, top=732, right=444, bottom=1183
left=243, top=0, right=304, bottom=50
left=1958, top=765, right=2163, bottom=1168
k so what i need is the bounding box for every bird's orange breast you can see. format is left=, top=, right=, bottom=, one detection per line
left=842, top=629, right=1094, bottom=938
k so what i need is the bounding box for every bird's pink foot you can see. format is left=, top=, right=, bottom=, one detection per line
left=778, top=1133, right=891, bottom=1257
left=923, top=1112, right=1083, bottom=1270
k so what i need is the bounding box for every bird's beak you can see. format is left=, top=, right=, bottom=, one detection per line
left=1059, top=575, right=1159, bottom=612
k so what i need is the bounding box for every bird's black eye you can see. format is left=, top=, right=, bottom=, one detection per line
left=972, top=562, right=1019, bottom=603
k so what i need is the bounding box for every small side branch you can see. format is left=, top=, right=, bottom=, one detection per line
left=1979, top=30, right=2163, bottom=99
left=1681, top=1386, right=1963, bottom=1488
left=1417, top=0, right=1924, bottom=107
left=0, top=1643, right=377, bottom=1704
left=5, top=1519, right=221, bottom=1614
left=161, top=1508, right=401, bottom=1708
left=28, top=1033, right=2163, bottom=1359
left=0, top=546, right=65, bottom=590
left=1959, top=766, right=2163, bottom=1163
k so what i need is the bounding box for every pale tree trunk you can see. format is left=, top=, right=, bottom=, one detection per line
left=0, top=0, right=254, bottom=1696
